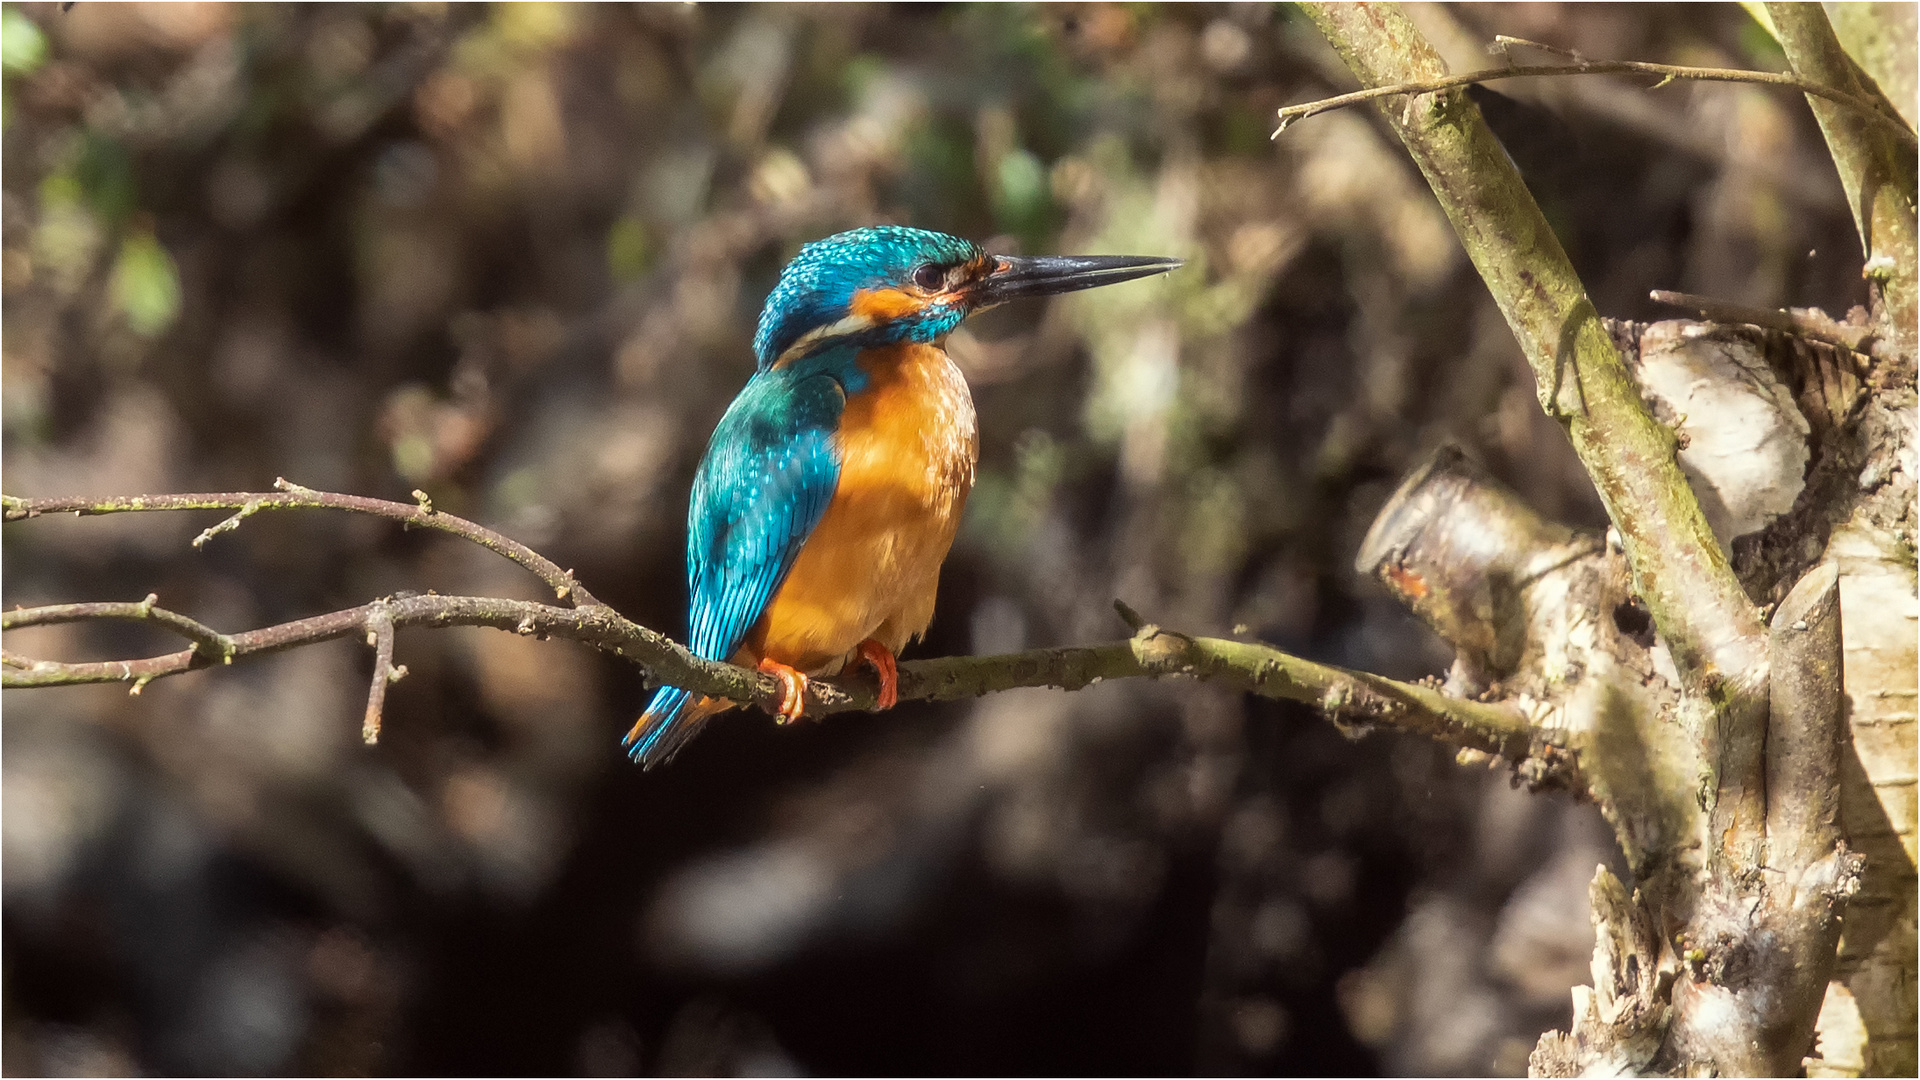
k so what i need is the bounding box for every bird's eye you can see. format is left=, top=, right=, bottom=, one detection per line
left=911, top=263, right=947, bottom=291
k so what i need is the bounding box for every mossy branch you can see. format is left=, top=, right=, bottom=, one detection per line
left=3, top=489, right=1546, bottom=771
left=1766, top=2, right=1918, bottom=354
left=1295, top=2, right=1768, bottom=733
left=1295, top=8, right=1874, bottom=1073
left=1273, top=48, right=1918, bottom=149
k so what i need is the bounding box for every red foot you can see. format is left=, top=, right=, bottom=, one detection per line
left=855, top=639, right=899, bottom=711
left=757, top=657, right=808, bottom=723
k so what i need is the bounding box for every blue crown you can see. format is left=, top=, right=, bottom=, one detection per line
left=752, top=226, right=982, bottom=369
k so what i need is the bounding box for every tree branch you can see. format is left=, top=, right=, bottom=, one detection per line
left=1765, top=563, right=1846, bottom=875
left=3, top=595, right=236, bottom=668
left=1, top=480, right=599, bottom=608
left=1767, top=2, right=1919, bottom=355
left=360, top=601, right=403, bottom=746
left=1, top=589, right=1550, bottom=771
left=1272, top=42, right=1918, bottom=149
left=1298, top=2, right=1768, bottom=791
left=1648, top=289, right=1877, bottom=353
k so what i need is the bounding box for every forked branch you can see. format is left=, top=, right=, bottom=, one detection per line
left=3, top=488, right=1554, bottom=774
left=2, top=480, right=597, bottom=607
left=1273, top=36, right=1917, bottom=149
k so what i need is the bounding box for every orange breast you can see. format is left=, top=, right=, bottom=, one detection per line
left=742, top=343, right=978, bottom=674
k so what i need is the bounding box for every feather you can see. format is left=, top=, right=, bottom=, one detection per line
left=624, top=368, right=846, bottom=767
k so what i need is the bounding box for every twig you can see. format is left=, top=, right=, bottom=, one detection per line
left=4, top=595, right=236, bottom=663
left=1272, top=56, right=1917, bottom=150
left=193, top=499, right=267, bottom=549
left=361, top=602, right=398, bottom=746
left=1649, top=289, right=1874, bottom=352
left=0, top=590, right=1551, bottom=771
left=3, top=482, right=599, bottom=608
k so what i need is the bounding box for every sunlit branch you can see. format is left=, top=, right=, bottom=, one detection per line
left=2, top=481, right=599, bottom=608
left=1273, top=49, right=1916, bottom=149
left=1, top=587, right=1552, bottom=775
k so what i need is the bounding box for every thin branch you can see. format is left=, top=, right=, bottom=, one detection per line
left=0, top=590, right=1552, bottom=773
left=361, top=602, right=400, bottom=746
left=1272, top=51, right=1918, bottom=149
left=1649, top=289, right=1876, bottom=352
left=4, top=595, right=236, bottom=664
left=2, top=481, right=599, bottom=608
left=193, top=498, right=268, bottom=549
left=2, top=483, right=1555, bottom=774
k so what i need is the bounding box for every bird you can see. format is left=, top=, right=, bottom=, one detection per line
left=624, top=226, right=1180, bottom=767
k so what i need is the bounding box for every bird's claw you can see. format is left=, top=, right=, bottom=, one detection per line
left=757, top=657, right=808, bottom=723
left=855, top=639, right=898, bottom=710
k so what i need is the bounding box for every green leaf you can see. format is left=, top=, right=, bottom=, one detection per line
left=2, top=7, right=48, bottom=76
left=606, top=215, right=650, bottom=282
left=1739, top=2, right=1779, bottom=43
left=109, top=231, right=183, bottom=338
left=75, top=134, right=138, bottom=225
left=993, top=148, right=1048, bottom=223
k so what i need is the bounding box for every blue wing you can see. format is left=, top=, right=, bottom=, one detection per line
left=625, top=369, right=846, bottom=766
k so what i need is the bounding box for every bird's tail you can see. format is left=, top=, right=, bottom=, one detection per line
left=623, top=685, right=736, bottom=768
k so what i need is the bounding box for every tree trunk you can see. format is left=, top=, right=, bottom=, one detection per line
left=1308, top=4, right=1916, bottom=1074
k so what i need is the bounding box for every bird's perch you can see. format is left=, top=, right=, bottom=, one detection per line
left=3, top=485, right=1549, bottom=769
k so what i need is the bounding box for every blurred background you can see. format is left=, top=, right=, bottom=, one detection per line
left=1, top=3, right=1867, bottom=1075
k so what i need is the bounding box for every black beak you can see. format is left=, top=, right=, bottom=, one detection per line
left=975, top=252, right=1183, bottom=308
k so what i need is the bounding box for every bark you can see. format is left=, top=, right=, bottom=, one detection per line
left=1295, top=5, right=1900, bottom=1074
left=1823, top=3, right=1919, bottom=132
left=1817, top=393, right=1918, bottom=1078
left=1297, top=4, right=1769, bottom=700
left=1774, top=7, right=1920, bottom=1072
left=1769, top=3, right=1919, bottom=357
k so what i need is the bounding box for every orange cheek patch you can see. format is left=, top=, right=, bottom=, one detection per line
left=849, top=287, right=926, bottom=322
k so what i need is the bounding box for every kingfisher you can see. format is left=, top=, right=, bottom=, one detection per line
left=625, top=226, right=1180, bottom=767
